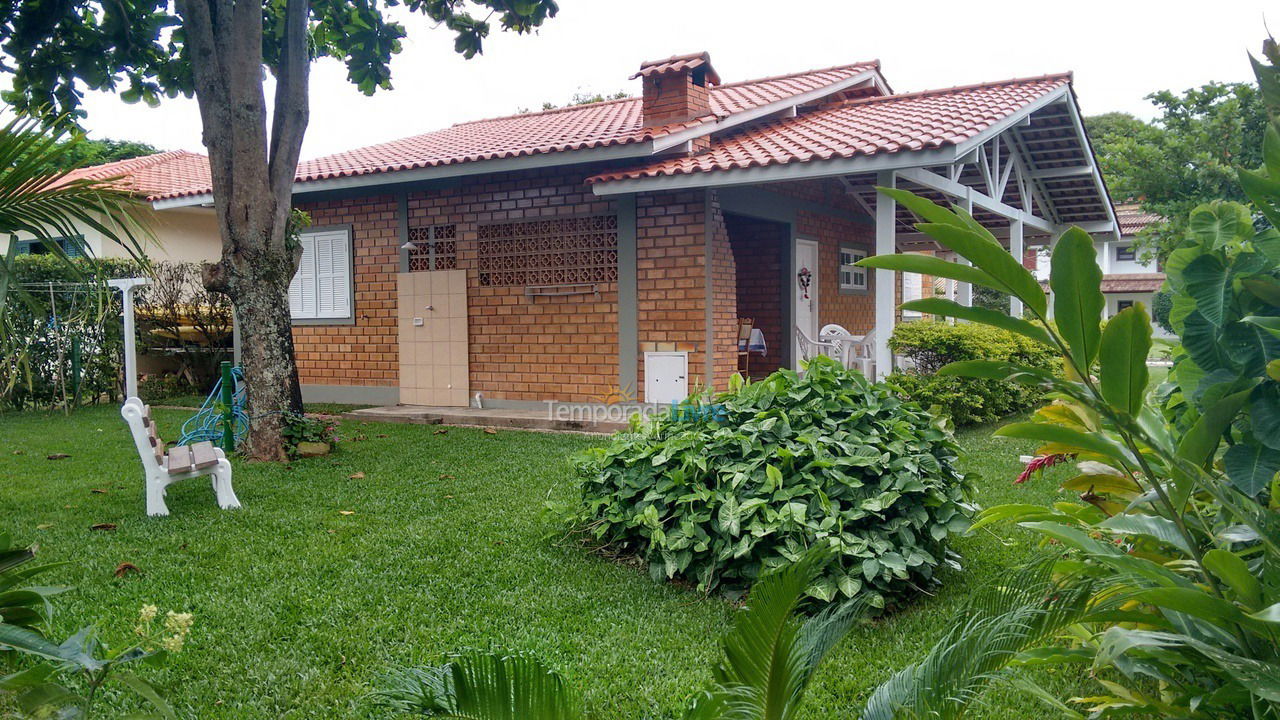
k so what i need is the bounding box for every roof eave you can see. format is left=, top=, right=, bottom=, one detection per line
left=152, top=140, right=660, bottom=209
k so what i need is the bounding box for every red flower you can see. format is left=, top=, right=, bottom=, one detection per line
left=1016, top=453, right=1073, bottom=484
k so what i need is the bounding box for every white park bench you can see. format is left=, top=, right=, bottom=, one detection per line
left=121, top=397, right=241, bottom=516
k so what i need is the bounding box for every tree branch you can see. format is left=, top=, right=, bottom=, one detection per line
left=268, top=0, right=310, bottom=206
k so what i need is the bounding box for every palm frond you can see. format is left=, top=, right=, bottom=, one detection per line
left=687, top=547, right=868, bottom=720
left=860, top=560, right=1101, bottom=720
left=369, top=653, right=581, bottom=720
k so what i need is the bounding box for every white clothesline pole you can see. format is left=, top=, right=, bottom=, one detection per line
left=108, top=277, right=150, bottom=400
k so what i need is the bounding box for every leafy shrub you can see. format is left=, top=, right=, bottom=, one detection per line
left=281, top=412, right=338, bottom=457
left=1151, top=288, right=1174, bottom=334
left=886, top=320, right=1057, bottom=426
left=569, top=355, right=974, bottom=609
left=859, top=178, right=1280, bottom=717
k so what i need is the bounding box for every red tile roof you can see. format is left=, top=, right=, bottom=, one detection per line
left=289, top=60, right=881, bottom=189
left=90, top=64, right=1076, bottom=206
left=1114, top=203, right=1162, bottom=235
left=587, top=73, right=1072, bottom=184
left=1101, top=273, right=1164, bottom=293
left=60, top=150, right=212, bottom=201
left=631, top=51, right=721, bottom=85
left=104, top=61, right=884, bottom=201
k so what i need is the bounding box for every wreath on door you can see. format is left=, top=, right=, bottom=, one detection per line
left=797, top=266, right=812, bottom=300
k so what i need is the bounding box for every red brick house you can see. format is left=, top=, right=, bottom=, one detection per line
left=145, top=51, right=1118, bottom=408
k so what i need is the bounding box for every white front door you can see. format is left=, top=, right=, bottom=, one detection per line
left=793, top=239, right=819, bottom=368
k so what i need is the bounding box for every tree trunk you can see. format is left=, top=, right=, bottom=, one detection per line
left=178, top=0, right=311, bottom=461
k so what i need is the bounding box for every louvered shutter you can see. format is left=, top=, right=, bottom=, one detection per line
left=289, top=229, right=350, bottom=320
left=289, top=233, right=318, bottom=318
left=314, top=230, right=350, bottom=318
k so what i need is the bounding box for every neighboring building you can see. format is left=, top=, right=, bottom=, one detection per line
left=11, top=150, right=221, bottom=263
left=1034, top=202, right=1167, bottom=336
left=96, top=51, right=1121, bottom=407
left=1099, top=203, right=1165, bottom=331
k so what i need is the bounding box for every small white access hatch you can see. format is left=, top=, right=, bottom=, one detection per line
left=644, top=352, right=688, bottom=405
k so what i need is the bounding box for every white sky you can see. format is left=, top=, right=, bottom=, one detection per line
left=70, top=0, right=1273, bottom=161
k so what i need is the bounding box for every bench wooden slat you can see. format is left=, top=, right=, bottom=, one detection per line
left=166, top=445, right=194, bottom=474
left=190, top=442, right=219, bottom=469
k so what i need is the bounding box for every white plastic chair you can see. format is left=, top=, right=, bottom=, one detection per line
left=795, top=326, right=840, bottom=370
left=819, top=324, right=877, bottom=377
left=121, top=397, right=240, bottom=516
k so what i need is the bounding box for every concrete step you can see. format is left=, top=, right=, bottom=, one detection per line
left=342, top=404, right=630, bottom=434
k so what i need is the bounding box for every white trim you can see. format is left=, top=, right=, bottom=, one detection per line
left=153, top=142, right=658, bottom=210
left=1060, top=90, right=1121, bottom=240
left=895, top=166, right=1056, bottom=234
left=591, top=144, right=965, bottom=196
left=1028, top=164, right=1094, bottom=180
left=950, top=86, right=1071, bottom=160
left=873, top=172, right=896, bottom=380
left=652, top=70, right=884, bottom=153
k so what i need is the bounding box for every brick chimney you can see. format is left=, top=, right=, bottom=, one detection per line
left=632, top=52, right=721, bottom=128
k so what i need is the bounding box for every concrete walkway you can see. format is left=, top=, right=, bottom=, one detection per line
left=343, top=404, right=631, bottom=434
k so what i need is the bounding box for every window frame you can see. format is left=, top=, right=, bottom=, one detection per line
left=838, top=245, right=869, bottom=295
left=1115, top=299, right=1134, bottom=313
left=1115, top=244, right=1136, bottom=262
left=290, top=224, right=355, bottom=326
left=12, top=235, right=85, bottom=257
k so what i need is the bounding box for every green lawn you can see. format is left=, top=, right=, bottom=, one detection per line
left=1, top=405, right=1082, bottom=718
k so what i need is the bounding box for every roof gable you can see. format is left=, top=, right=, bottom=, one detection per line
left=587, top=74, right=1072, bottom=183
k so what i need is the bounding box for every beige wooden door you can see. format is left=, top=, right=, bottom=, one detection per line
left=397, top=270, right=469, bottom=406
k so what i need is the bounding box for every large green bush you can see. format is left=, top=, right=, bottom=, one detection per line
left=886, top=320, right=1057, bottom=426
left=569, top=355, right=974, bottom=609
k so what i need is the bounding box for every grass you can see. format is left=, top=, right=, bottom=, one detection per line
left=145, top=393, right=373, bottom=415
left=1, top=405, right=1082, bottom=718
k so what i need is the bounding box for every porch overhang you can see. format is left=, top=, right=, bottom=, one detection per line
left=590, top=84, right=1120, bottom=242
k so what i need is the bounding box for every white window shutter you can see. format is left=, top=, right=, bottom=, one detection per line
left=290, top=229, right=350, bottom=320
left=289, top=234, right=317, bottom=318
left=315, top=231, right=350, bottom=318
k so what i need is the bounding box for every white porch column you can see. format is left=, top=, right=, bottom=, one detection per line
left=956, top=188, right=974, bottom=308
left=956, top=253, right=973, bottom=308
left=874, top=171, right=896, bottom=380
left=1009, top=217, right=1024, bottom=317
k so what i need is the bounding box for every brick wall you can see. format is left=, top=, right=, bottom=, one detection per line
left=636, top=189, right=708, bottom=399
left=294, top=168, right=621, bottom=404
left=292, top=194, right=399, bottom=388
left=724, top=212, right=785, bottom=377
left=707, top=192, right=738, bottom=389
left=796, top=209, right=878, bottom=333
left=641, top=72, right=710, bottom=127
left=406, top=168, right=619, bottom=403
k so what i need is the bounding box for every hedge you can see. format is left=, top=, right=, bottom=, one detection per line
left=886, top=320, right=1058, bottom=426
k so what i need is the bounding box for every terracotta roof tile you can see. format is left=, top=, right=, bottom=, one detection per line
left=60, top=150, right=212, bottom=201
left=1101, top=273, right=1164, bottom=293
left=587, top=73, right=1072, bottom=184
left=139, top=61, right=881, bottom=200
left=286, top=60, right=880, bottom=190
left=1114, top=203, right=1162, bottom=235
left=631, top=51, right=721, bottom=85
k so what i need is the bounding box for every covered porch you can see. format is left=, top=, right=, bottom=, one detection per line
left=594, top=77, right=1120, bottom=382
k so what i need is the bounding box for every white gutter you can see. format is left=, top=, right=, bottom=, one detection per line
left=590, top=144, right=967, bottom=196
